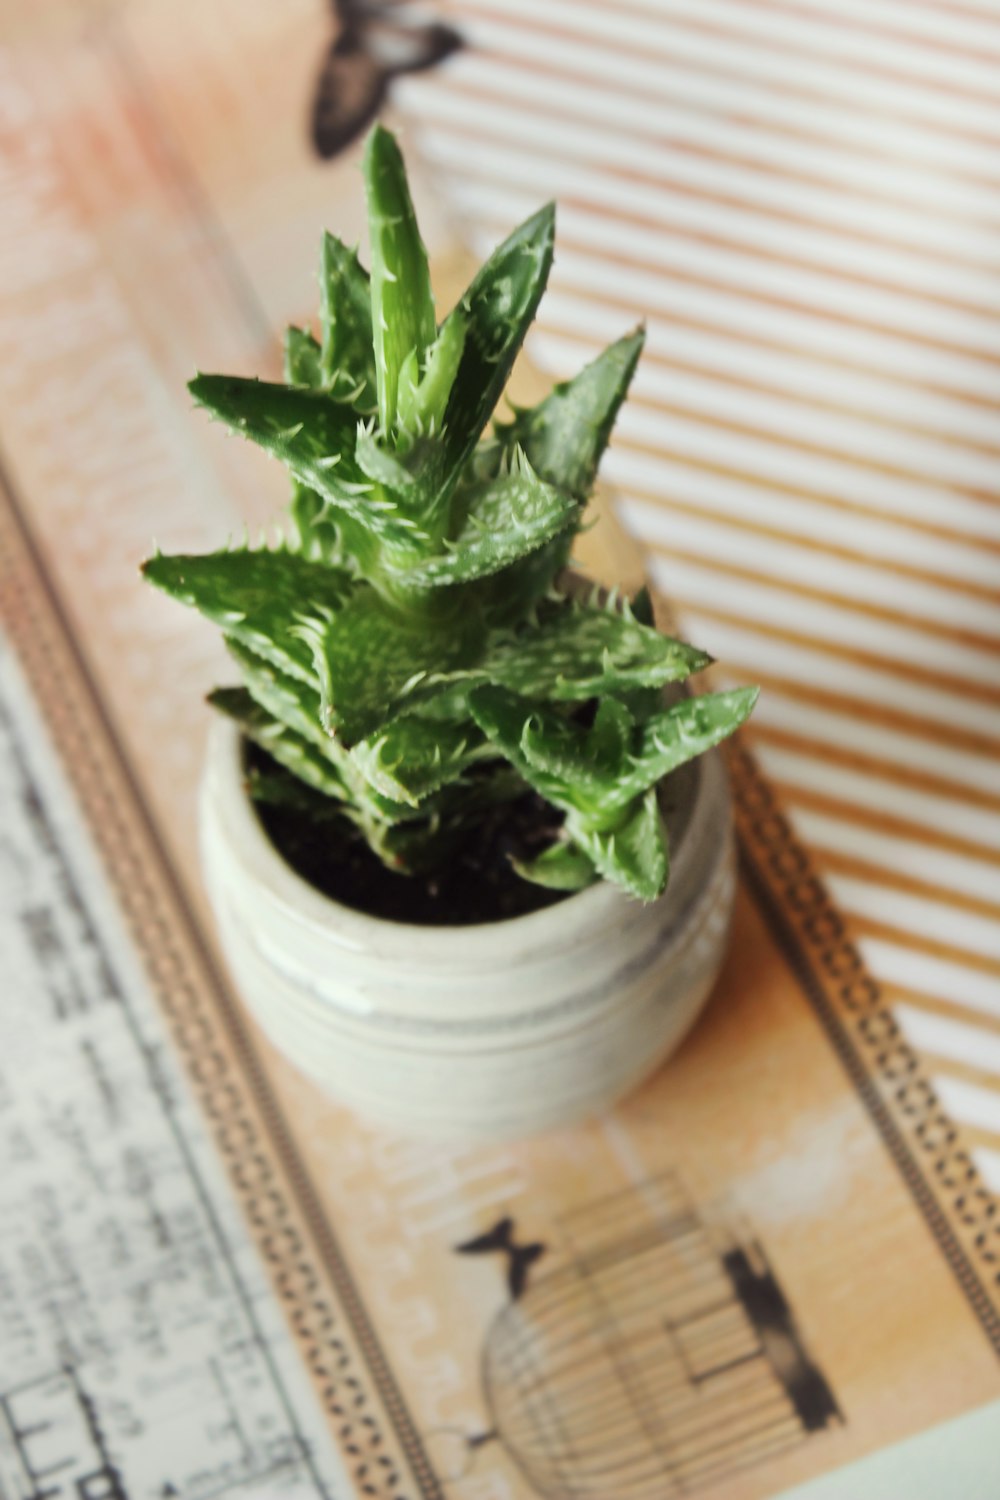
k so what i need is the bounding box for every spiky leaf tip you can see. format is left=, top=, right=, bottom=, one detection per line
left=188, top=375, right=430, bottom=549
left=495, top=328, right=645, bottom=496
left=396, top=309, right=468, bottom=443
left=571, top=788, right=669, bottom=902
left=412, top=201, right=556, bottom=508
left=142, top=546, right=355, bottom=687
left=319, top=232, right=377, bottom=408
left=363, top=123, right=436, bottom=436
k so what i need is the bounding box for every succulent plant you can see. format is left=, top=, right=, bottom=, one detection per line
left=143, top=125, right=757, bottom=903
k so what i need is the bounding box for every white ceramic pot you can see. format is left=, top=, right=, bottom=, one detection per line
left=200, top=720, right=736, bottom=1141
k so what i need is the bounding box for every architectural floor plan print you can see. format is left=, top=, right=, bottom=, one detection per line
left=0, top=647, right=345, bottom=1500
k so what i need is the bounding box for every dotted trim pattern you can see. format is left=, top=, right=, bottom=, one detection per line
left=729, top=742, right=1000, bottom=1355
left=0, top=484, right=440, bottom=1500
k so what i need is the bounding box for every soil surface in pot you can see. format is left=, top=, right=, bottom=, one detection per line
left=246, top=744, right=572, bottom=926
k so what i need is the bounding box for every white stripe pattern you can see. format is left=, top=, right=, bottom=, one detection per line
left=399, top=0, right=1000, bottom=1163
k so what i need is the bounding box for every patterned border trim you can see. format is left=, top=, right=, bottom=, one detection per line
left=0, top=464, right=443, bottom=1500
left=730, top=742, right=1000, bottom=1353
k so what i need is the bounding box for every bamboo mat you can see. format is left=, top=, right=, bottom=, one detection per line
left=396, top=0, right=1000, bottom=1192
left=2, top=3, right=1000, bottom=1498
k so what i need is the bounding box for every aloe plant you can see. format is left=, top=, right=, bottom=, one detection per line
left=143, top=125, right=756, bottom=902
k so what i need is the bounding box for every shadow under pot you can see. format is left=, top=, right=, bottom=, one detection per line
left=199, top=718, right=737, bottom=1141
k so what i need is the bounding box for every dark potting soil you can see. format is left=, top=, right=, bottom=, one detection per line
left=248, top=747, right=572, bottom=927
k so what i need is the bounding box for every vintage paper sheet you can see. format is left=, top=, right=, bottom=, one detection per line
left=1, top=5, right=999, bottom=1498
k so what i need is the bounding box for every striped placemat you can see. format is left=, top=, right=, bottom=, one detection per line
left=396, top=0, right=1000, bottom=1191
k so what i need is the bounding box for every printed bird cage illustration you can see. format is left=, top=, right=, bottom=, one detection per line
left=455, top=1172, right=840, bottom=1499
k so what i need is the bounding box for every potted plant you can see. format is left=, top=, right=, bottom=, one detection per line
left=143, top=125, right=757, bottom=1140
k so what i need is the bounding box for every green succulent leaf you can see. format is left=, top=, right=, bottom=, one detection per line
left=468, top=687, right=628, bottom=822
left=613, top=686, right=760, bottom=807
left=478, top=531, right=572, bottom=626
left=589, top=697, right=635, bottom=772
left=415, top=203, right=555, bottom=508
left=570, top=789, right=668, bottom=902
left=396, top=309, right=468, bottom=442
left=288, top=486, right=344, bottom=564
left=357, top=603, right=709, bottom=736
left=466, top=686, right=580, bottom=808
left=519, top=707, right=612, bottom=807
left=469, top=677, right=672, bottom=899
left=246, top=762, right=347, bottom=821
left=284, top=326, right=324, bottom=388
left=282, top=329, right=373, bottom=565
left=610, top=588, right=665, bottom=716
left=466, top=685, right=670, bottom=900
left=511, top=839, right=597, bottom=893
left=355, top=425, right=418, bottom=493
left=367, top=763, right=527, bottom=874
left=209, top=687, right=351, bottom=802
left=488, top=600, right=712, bottom=701
left=496, top=329, right=645, bottom=496
left=364, top=124, right=436, bottom=436
left=476, top=334, right=647, bottom=618
left=208, top=684, right=270, bottom=734
left=142, top=548, right=355, bottom=686
left=217, top=649, right=432, bottom=826
left=225, top=638, right=328, bottom=749
left=188, top=376, right=426, bottom=548
left=470, top=681, right=758, bottom=833
left=309, top=591, right=484, bottom=745
left=400, top=456, right=575, bottom=588
left=280, top=332, right=345, bottom=565
left=350, top=714, right=489, bottom=807
left=319, top=233, right=377, bottom=409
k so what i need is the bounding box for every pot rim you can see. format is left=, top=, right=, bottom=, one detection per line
left=204, top=716, right=710, bottom=961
